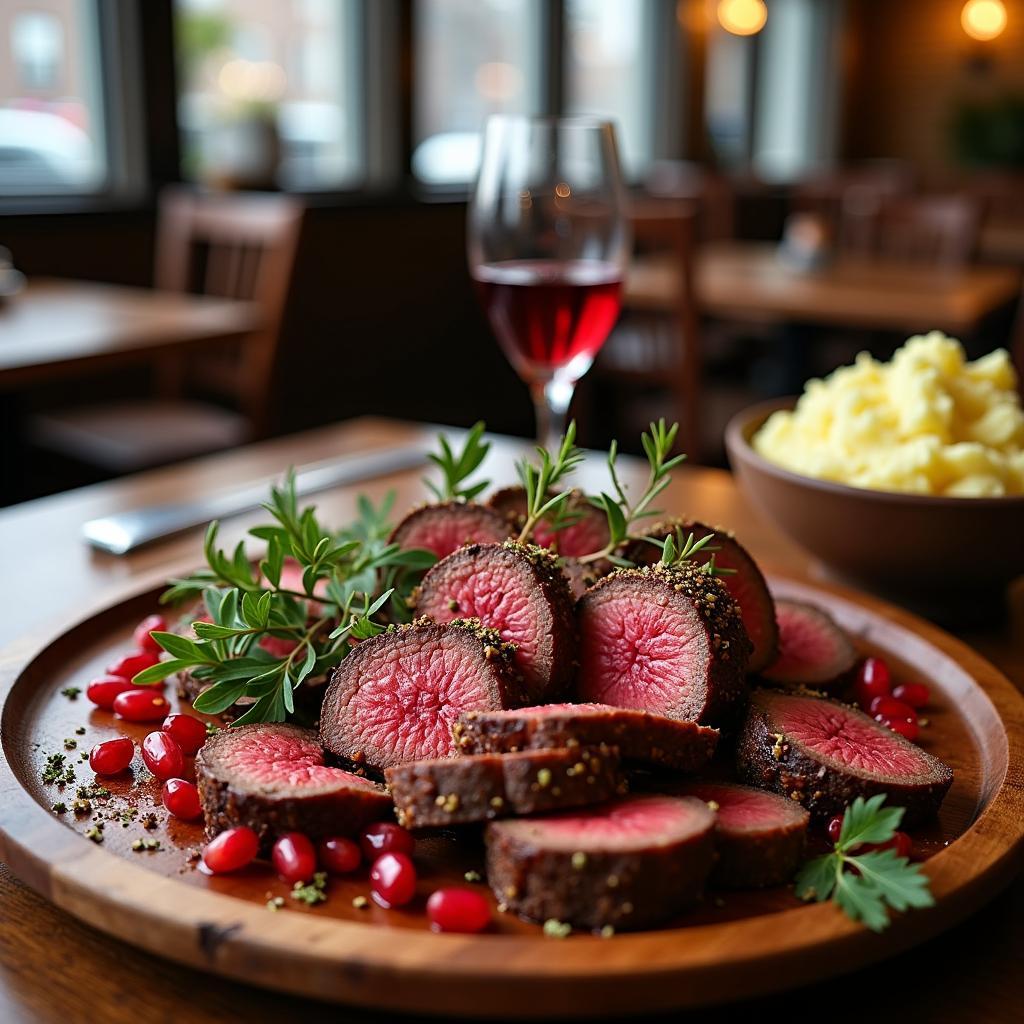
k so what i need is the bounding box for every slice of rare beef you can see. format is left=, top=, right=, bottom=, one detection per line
left=319, top=619, right=526, bottom=774
left=622, top=519, right=778, bottom=674
left=576, top=562, right=751, bottom=727
left=676, top=780, right=809, bottom=888
left=388, top=500, right=511, bottom=560
left=195, top=723, right=391, bottom=846
left=760, top=598, right=857, bottom=688
left=413, top=542, right=577, bottom=703
left=485, top=794, right=716, bottom=930
left=453, top=702, right=718, bottom=773
left=386, top=745, right=624, bottom=828
left=737, top=689, right=953, bottom=824
left=487, top=486, right=610, bottom=561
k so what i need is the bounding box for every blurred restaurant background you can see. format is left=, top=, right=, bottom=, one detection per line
left=2, top=0, right=1024, bottom=505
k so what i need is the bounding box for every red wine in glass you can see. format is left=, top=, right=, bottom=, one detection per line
left=472, top=259, right=622, bottom=382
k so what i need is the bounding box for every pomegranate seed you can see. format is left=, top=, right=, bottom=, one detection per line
left=319, top=836, right=361, bottom=874
left=860, top=831, right=914, bottom=858
left=161, top=713, right=207, bottom=755
left=162, top=778, right=202, bottom=820
left=878, top=714, right=920, bottom=742
left=427, top=887, right=491, bottom=933
left=361, top=821, right=414, bottom=860
left=89, top=737, right=135, bottom=775
left=854, top=656, right=891, bottom=709
left=892, top=682, right=930, bottom=709
left=133, top=614, right=166, bottom=654
left=272, top=832, right=317, bottom=883
left=86, top=674, right=135, bottom=710
left=826, top=815, right=844, bottom=844
left=869, top=695, right=916, bottom=719
left=370, top=852, right=417, bottom=908
left=142, top=731, right=185, bottom=780
left=202, top=827, right=259, bottom=873
left=112, top=688, right=171, bottom=722
left=106, top=650, right=161, bottom=681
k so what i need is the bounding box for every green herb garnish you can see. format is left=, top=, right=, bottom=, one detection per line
left=291, top=871, right=328, bottom=906
left=425, top=420, right=492, bottom=502
left=60, top=686, right=81, bottom=700
left=658, top=527, right=735, bottom=578
left=515, top=422, right=585, bottom=544
left=794, top=795, right=934, bottom=932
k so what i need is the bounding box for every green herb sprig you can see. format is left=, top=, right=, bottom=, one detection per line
left=425, top=420, right=492, bottom=502
left=515, top=422, right=585, bottom=544
left=580, top=419, right=687, bottom=566
left=795, top=795, right=934, bottom=932
left=658, top=527, right=736, bottom=578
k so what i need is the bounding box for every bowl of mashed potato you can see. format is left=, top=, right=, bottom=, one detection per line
left=726, top=332, right=1024, bottom=611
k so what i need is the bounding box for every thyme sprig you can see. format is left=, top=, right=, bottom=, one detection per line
left=579, top=419, right=687, bottom=566
left=658, top=527, right=736, bottom=578
left=515, top=422, right=585, bottom=543
left=425, top=420, right=492, bottom=502
left=795, top=795, right=934, bottom=932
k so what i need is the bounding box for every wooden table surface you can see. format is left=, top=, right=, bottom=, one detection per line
left=0, top=417, right=1021, bottom=1023
left=0, top=278, right=259, bottom=389
left=627, top=241, right=1022, bottom=334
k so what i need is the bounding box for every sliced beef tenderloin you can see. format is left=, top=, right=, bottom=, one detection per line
left=388, top=500, right=511, bottom=561
left=413, top=542, right=577, bottom=703
left=195, top=723, right=391, bottom=847
left=622, top=519, right=778, bottom=674
left=319, top=619, right=526, bottom=774
left=453, top=703, right=718, bottom=773
left=760, top=599, right=857, bottom=688
left=737, top=690, right=953, bottom=825
left=676, top=781, right=809, bottom=888
left=485, top=794, right=716, bottom=930
left=576, top=562, right=751, bottom=727
left=386, top=746, right=624, bottom=828
left=487, top=486, right=610, bottom=562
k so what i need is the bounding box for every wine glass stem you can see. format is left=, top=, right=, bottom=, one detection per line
left=531, top=377, right=574, bottom=449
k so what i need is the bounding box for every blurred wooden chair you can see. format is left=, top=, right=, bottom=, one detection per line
left=30, top=188, right=304, bottom=473
left=592, top=200, right=701, bottom=458
left=644, top=161, right=736, bottom=242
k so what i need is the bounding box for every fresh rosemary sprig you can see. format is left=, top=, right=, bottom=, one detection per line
left=658, top=527, right=736, bottom=577
left=425, top=420, right=492, bottom=502
left=795, top=795, right=934, bottom=932
left=136, top=471, right=434, bottom=725
left=515, top=422, right=585, bottom=543
left=580, top=419, right=687, bottom=566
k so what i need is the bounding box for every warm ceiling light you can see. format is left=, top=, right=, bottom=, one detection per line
left=961, top=0, right=1007, bottom=40
left=717, top=0, right=767, bottom=36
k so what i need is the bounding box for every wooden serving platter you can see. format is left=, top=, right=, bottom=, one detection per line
left=1, top=574, right=1022, bottom=1018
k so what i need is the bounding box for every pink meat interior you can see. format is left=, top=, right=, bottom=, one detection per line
left=682, top=782, right=802, bottom=831
left=218, top=729, right=379, bottom=793
left=510, top=702, right=611, bottom=718
left=771, top=696, right=931, bottom=778
left=345, top=633, right=497, bottom=762
left=578, top=592, right=705, bottom=714
left=399, top=510, right=507, bottom=560
left=418, top=556, right=543, bottom=680
left=506, top=795, right=711, bottom=852
left=770, top=602, right=845, bottom=678
left=533, top=508, right=609, bottom=559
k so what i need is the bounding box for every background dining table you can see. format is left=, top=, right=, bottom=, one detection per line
left=0, top=417, right=1020, bottom=1023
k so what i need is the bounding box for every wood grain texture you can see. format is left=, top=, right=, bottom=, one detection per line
left=0, top=417, right=1022, bottom=1022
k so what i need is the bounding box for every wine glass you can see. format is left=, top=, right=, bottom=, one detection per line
left=468, top=115, right=630, bottom=448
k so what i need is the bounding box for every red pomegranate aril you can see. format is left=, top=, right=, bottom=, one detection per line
left=89, top=737, right=135, bottom=775
left=133, top=614, right=167, bottom=654
left=272, top=832, right=317, bottom=884
left=161, top=713, right=208, bottom=756
left=86, top=674, right=135, bottom=710
left=854, top=656, right=891, bottom=709
left=892, top=682, right=930, bottom=709
left=202, top=827, right=259, bottom=873
left=360, top=821, right=415, bottom=860
left=427, top=887, right=491, bottom=934
left=162, top=778, right=202, bottom=821
left=860, top=830, right=914, bottom=858
left=869, top=695, right=916, bottom=720
left=826, top=814, right=844, bottom=844
left=877, top=714, right=920, bottom=742
left=106, top=650, right=161, bottom=681
left=370, top=852, right=417, bottom=908
left=319, top=836, right=361, bottom=874
left=113, top=688, right=171, bottom=722
left=142, top=731, right=185, bottom=780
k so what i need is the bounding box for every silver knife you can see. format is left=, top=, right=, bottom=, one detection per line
left=82, top=443, right=429, bottom=555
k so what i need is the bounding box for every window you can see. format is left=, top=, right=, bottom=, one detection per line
left=174, top=0, right=363, bottom=190
left=413, top=0, right=542, bottom=185
left=0, top=0, right=108, bottom=195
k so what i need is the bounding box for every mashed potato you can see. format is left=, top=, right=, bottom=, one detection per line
left=752, top=332, right=1024, bottom=497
